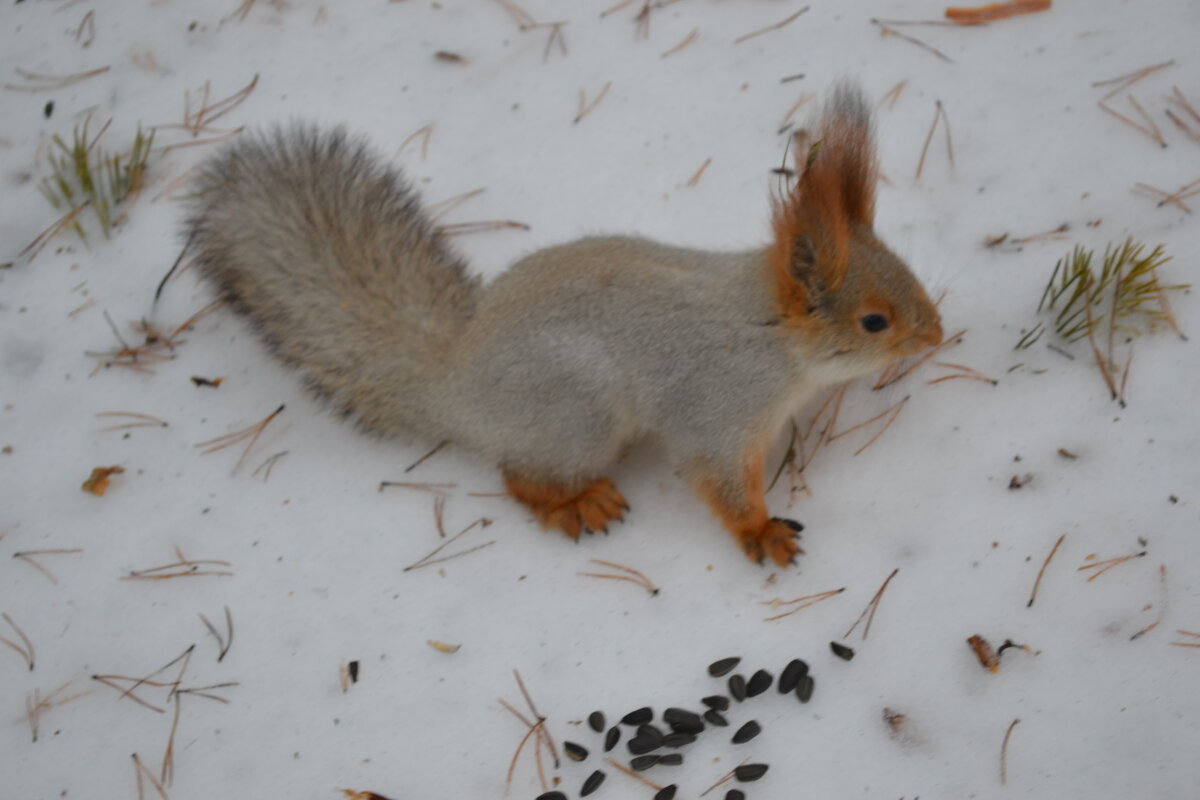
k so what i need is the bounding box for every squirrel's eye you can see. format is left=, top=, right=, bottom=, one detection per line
left=860, top=314, right=889, bottom=333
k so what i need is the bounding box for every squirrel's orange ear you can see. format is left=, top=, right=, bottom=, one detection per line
left=769, top=84, right=878, bottom=317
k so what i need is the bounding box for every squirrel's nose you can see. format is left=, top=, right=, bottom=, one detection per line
left=921, top=318, right=944, bottom=349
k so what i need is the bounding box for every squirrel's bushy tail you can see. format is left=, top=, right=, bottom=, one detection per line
left=185, top=126, right=481, bottom=438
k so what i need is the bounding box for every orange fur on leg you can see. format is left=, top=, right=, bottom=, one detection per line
left=503, top=473, right=629, bottom=539
left=693, top=455, right=803, bottom=567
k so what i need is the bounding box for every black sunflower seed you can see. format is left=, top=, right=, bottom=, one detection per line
left=663, top=708, right=704, bottom=734
left=830, top=641, right=855, bottom=661
left=778, top=659, right=809, bottom=693
left=735, top=763, right=769, bottom=782
left=746, top=669, right=773, bottom=697
left=703, top=708, right=729, bottom=727
left=627, top=734, right=661, bottom=755
left=564, top=741, right=588, bottom=762
left=731, top=720, right=761, bottom=744
left=637, top=723, right=665, bottom=745
left=604, top=726, right=621, bottom=751
left=621, top=706, right=653, bottom=726
left=631, top=755, right=660, bottom=771
left=796, top=674, right=815, bottom=703
left=663, top=732, right=696, bottom=747
left=708, top=657, right=741, bottom=677
left=728, top=674, right=747, bottom=701
left=536, top=792, right=567, bottom=800
left=657, top=753, right=683, bottom=766
left=724, top=791, right=746, bottom=800
left=588, top=711, right=606, bottom=733
left=701, top=695, right=730, bottom=711
left=581, top=769, right=606, bottom=797
left=654, top=785, right=678, bottom=800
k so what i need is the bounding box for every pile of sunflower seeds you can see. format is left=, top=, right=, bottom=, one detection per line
left=534, top=655, right=816, bottom=800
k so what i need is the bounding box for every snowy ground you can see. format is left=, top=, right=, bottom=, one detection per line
left=3, top=1, right=1199, bottom=798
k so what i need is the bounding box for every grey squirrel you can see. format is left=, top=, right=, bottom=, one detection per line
left=185, top=82, right=942, bottom=567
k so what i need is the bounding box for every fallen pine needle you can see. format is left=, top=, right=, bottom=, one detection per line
left=1, top=612, right=35, bottom=670
left=686, top=157, right=712, bottom=187
left=1027, top=533, right=1066, bottom=607
left=402, top=517, right=494, bottom=571
left=578, top=558, right=659, bottom=595
left=762, top=586, right=844, bottom=621
left=1077, top=551, right=1146, bottom=582
left=575, top=81, right=612, bottom=124
left=194, top=404, right=285, bottom=474
left=661, top=27, right=698, bottom=57
left=946, top=0, right=1051, bottom=25
left=870, top=19, right=953, bottom=63
left=606, top=757, right=664, bottom=791
left=844, top=568, right=899, bottom=639
left=1130, top=564, right=1167, bottom=640
left=1000, top=718, right=1020, bottom=785
left=12, top=548, right=83, bottom=584
left=733, top=5, right=809, bottom=44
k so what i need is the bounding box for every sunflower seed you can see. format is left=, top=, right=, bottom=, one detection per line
left=564, top=741, right=588, bottom=762
left=830, top=641, right=855, bottom=661
left=746, top=669, right=773, bottom=697
left=581, top=770, right=606, bottom=796
left=708, top=657, right=741, bottom=677
left=701, top=694, right=730, bottom=711
left=663, top=732, right=696, bottom=747
left=621, top=706, right=653, bottom=726
left=735, top=763, right=769, bottom=782
left=631, top=755, right=660, bottom=771
left=588, top=711, right=606, bottom=733
left=778, top=659, right=809, bottom=693
left=536, top=792, right=567, bottom=800
left=654, top=785, right=678, bottom=800
left=703, top=708, right=729, bottom=727
left=796, top=674, right=815, bottom=703
left=628, top=734, right=662, bottom=755
left=663, top=708, right=704, bottom=734
left=728, top=674, right=747, bottom=701
left=657, top=753, right=683, bottom=766
left=731, top=720, right=761, bottom=744
left=637, top=723, right=665, bottom=745
left=604, top=726, right=621, bottom=751
left=724, top=791, right=746, bottom=800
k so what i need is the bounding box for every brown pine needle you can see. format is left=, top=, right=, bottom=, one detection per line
left=844, top=568, right=899, bottom=639
left=1, top=612, right=35, bottom=670
left=27, top=681, right=89, bottom=742
left=851, top=398, right=909, bottom=457
left=1093, top=60, right=1174, bottom=100
left=1027, top=533, right=1066, bottom=608
left=578, top=558, right=659, bottom=595
left=762, top=586, right=845, bottom=621
left=686, top=157, right=713, bottom=187
left=404, top=440, right=449, bottom=473
left=427, top=187, right=486, bottom=222
left=403, top=517, right=494, bottom=571
left=1000, top=718, right=1020, bottom=785
left=870, top=19, right=953, bottom=63
left=600, top=0, right=638, bottom=17
left=1164, top=109, right=1200, bottom=144
left=434, top=220, right=531, bottom=237
left=3, top=65, right=110, bottom=92
left=19, top=200, right=90, bottom=261
left=96, top=411, right=169, bottom=432
left=733, top=6, right=810, bottom=44
left=779, top=92, right=815, bottom=130
left=879, top=79, right=907, bottom=110
left=874, top=328, right=966, bottom=389
left=497, top=0, right=537, bottom=27
left=607, top=757, right=665, bottom=791
left=155, top=129, right=244, bottom=155
left=198, top=605, right=234, bottom=661
left=699, top=759, right=753, bottom=796
left=157, top=74, right=258, bottom=136
left=1098, top=95, right=1166, bottom=147
left=379, top=480, right=457, bottom=496
left=123, top=552, right=234, bottom=581
left=250, top=450, right=288, bottom=481
left=13, top=548, right=83, bottom=585
left=433, top=495, right=448, bottom=537
left=195, top=404, right=285, bottom=474
left=75, top=10, right=96, bottom=46
left=916, top=100, right=953, bottom=179
left=828, top=396, right=908, bottom=444
left=132, top=753, right=170, bottom=800
left=397, top=123, right=433, bottom=160
left=575, top=81, right=612, bottom=124
left=1130, top=564, right=1168, bottom=641
left=1077, top=551, right=1146, bottom=582
left=1166, top=86, right=1200, bottom=125
left=661, top=27, right=698, bottom=57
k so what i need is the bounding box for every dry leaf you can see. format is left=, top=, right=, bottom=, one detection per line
left=81, top=465, right=124, bottom=496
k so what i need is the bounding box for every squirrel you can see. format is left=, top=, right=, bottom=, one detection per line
left=184, top=82, right=943, bottom=567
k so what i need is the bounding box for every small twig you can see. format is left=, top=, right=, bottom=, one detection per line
left=574, top=81, right=612, bottom=124
left=1026, top=533, right=1065, bottom=608
left=946, top=0, right=1050, bottom=25
left=1000, top=718, right=1020, bottom=785
left=733, top=6, right=810, bottom=44
left=761, top=586, right=845, bottom=622
left=844, top=568, right=899, bottom=640
left=0, top=612, right=35, bottom=671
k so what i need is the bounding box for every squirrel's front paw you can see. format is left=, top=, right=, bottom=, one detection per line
left=738, top=517, right=804, bottom=567
left=504, top=474, right=629, bottom=539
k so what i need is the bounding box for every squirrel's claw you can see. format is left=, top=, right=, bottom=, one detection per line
left=741, top=517, right=805, bottom=568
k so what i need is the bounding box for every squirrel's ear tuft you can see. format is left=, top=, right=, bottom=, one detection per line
left=769, top=83, right=878, bottom=318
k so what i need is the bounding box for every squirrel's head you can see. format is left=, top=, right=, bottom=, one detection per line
left=769, top=84, right=943, bottom=375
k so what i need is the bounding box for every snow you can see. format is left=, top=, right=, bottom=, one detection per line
left=2, top=1, right=1198, bottom=798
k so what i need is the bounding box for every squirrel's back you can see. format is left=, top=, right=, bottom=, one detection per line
left=185, top=127, right=480, bottom=438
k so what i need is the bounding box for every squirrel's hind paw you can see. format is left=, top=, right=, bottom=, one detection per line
left=504, top=474, right=628, bottom=539
left=740, top=517, right=804, bottom=567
